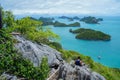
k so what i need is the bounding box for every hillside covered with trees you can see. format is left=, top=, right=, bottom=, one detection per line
left=70, top=28, right=111, bottom=41
left=80, top=16, right=103, bottom=24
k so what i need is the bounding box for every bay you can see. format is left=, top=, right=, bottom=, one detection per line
left=50, top=16, right=120, bottom=68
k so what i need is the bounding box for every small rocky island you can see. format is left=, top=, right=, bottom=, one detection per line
left=80, top=16, right=103, bottom=24
left=70, top=28, right=111, bottom=41
left=53, top=21, right=80, bottom=27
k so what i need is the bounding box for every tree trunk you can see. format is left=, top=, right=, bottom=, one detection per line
left=0, top=4, right=2, bottom=29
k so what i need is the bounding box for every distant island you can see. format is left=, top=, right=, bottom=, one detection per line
left=80, top=16, right=103, bottom=24
left=53, top=21, right=80, bottom=27
left=59, top=16, right=69, bottom=19
left=30, top=17, right=80, bottom=27
left=59, top=16, right=80, bottom=21
left=70, top=28, right=111, bottom=41
left=39, top=17, right=54, bottom=25
left=30, top=16, right=103, bottom=27
left=59, top=16, right=103, bottom=24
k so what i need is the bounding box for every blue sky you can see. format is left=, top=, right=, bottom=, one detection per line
left=1, top=0, right=120, bottom=16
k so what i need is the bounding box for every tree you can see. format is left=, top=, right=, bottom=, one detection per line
left=0, top=4, right=2, bottom=29
left=3, top=11, right=15, bottom=27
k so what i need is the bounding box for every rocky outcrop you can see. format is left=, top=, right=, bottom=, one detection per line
left=0, top=73, right=17, bottom=80
left=13, top=35, right=106, bottom=80
left=57, top=62, right=106, bottom=80
left=13, top=35, right=62, bottom=67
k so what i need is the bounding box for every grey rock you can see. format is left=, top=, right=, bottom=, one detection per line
left=57, top=62, right=106, bottom=80
left=0, top=73, right=17, bottom=80
left=13, top=35, right=63, bottom=67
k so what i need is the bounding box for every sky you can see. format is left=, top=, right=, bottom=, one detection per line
left=0, top=0, right=120, bottom=16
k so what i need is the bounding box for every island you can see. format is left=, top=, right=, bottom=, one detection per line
left=39, top=17, right=54, bottom=25
left=73, top=16, right=81, bottom=20
left=59, top=16, right=71, bottom=19
left=59, top=16, right=81, bottom=21
left=80, top=16, right=103, bottom=24
left=30, top=17, right=80, bottom=27
left=70, top=28, right=111, bottom=41
left=53, top=21, right=80, bottom=27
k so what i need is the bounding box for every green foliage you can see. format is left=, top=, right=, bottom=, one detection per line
left=68, top=22, right=80, bottom=27
left=40, top=57, right=50, bottom=79
left=13, top=17, right=59, bottom=44
left=15, top=17, right=42, bottom=34
left=2, top=10, right=15, bottom=27
left=0, top=29, right=50, bottom=79
left=70, top=28, right=111, bottom=41
left=53, top=21, right=80, bottom=27
left=48, top=42, right=62, bottom=50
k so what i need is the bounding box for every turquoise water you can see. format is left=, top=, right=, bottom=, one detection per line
left=50, top=16, right=120, bottom=68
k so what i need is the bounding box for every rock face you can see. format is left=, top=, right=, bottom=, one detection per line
left=0, top=73, right=17, bottom=80
left=13, top=35, right=106, bottom=80
left=57, top=62, right=106, bottom=80
left=14, top=35, right=63, bottom=67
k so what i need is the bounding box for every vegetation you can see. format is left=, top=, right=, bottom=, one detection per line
left=80, top=16, right=103, bottom=24
left=68, top=22, right=80, bottom=27
left=0, top=29, right=49, bottom=79
left=53, top=21, right=80, bottom=27
left=48, top=42, right=62, bottom=51
left=7, top=16, right=59, bottom=44
left=59, top=16, right=80, bottom=21
left=0, top=7, right=120, bottom=80
left=0, top=8, right=58, bottom=79
left=0, top=5, right=2, bottom=29
left=70, top=28, right=111, bottom=41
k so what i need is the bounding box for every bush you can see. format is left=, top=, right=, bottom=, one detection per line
left=0, top=29, right=49, bottom=79
left=48, top=42, right=62, bottom=50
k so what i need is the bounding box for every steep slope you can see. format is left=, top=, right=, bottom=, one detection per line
left=14, top=35, right=63, bottom=67
left=13, top=35, right=106, bottom=80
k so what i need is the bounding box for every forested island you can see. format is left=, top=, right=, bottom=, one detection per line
left=30, top=17, right=80, bottom=27
left=53, top=21, right=80, bottom=27
left=39, top=17, right=54, bottom=25
left=70, top=28, right=111, bottom=41
left=80, top=16, right=103, bottom=24
left=59, top=16, right=80, bottom=21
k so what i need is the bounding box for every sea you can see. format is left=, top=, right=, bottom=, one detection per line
left=51, top=16, right=120, bottom=68
left=16, top=15, right=120, bottom=68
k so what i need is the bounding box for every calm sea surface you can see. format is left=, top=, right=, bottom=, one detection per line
left=50, top=16, right=120, bottom=68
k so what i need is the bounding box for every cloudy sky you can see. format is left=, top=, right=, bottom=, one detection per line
left=1, top=0, right=120, bottom=16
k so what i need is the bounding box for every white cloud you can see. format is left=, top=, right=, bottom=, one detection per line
left=1, top=0, right=120, bottom=16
